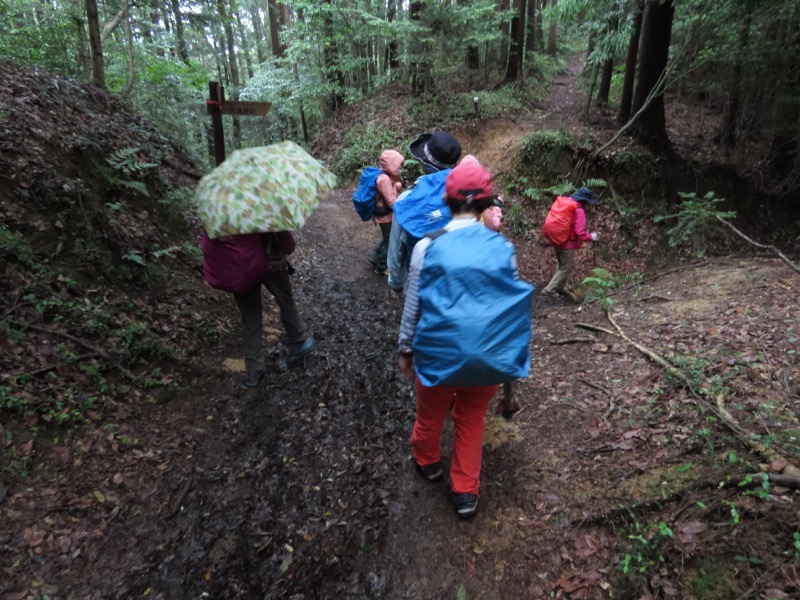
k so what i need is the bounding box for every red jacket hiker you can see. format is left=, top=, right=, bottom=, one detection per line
left=541, top=188, right=599, bottom=295
left=542, top=196, right=594, bottom=250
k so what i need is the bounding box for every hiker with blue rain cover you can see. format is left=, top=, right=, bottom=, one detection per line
left=387, top=131, right=462, bottom=294
left=397, top=161, right=534, bottom=519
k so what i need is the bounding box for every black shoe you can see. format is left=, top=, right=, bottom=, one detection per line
left=287, top=336, right=315, bottom=363
left=240, top=370, right=264, bottom=389
left=452, top=492, right=479, bottom=519
left=415, top=461, right=443, bottom=482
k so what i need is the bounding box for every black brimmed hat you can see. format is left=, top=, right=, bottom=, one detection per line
left=571, top=187, right=598, bottom=205
left=409, top=131, right=462, bottom=171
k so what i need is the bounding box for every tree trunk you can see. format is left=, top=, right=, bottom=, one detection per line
left=385, top=0, right=399, bottom=72
left=250, top=1, right=267, bottom=65
left=74, top=16, right=90, bottom=78
left=632, top=0, right=674, bottom=155
left=235, top=8, right=254, bottom=79
left=218, top=0, right=241, bottom=149
left=322, top=0, right=345, bottom=110
left=505, top=16, right=520, bottom=81
left=170, top=0, right=189, bottom=64
left=498, top=0, right=510, bottom=70
left=504, top=0, right=525, bottom=81
left=596, top=58, right=613, bottom=106
left=546, top=0, right=557, bottom=56
left=149, top=0, right=164, bottom=57
left=718, top=0, right=753, bottom=147
left=618, top=0, right=643, bottom=123
left=85, top=0, right=105, bottom=88
left=267, top=0, right=283, bottom=58
left=515, top=0, right=526, bottom=76
left=524, top=0, right=537, bottom=59
left=123, top=14, right=136, bottom=95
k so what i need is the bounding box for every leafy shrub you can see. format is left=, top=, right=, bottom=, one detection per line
left=653, top=191, right=737, bottom=257
left=331, top=123, right=403, bottom=180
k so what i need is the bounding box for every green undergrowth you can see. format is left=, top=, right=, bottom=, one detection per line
left=0, top=213, right=202, bottom=439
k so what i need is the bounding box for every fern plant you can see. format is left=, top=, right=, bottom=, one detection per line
left=653, top=191, right=737, bottom=257
left=98, top=147, right=158, bottom=197
left=582, top=267, right=618, bottom=310
left=107, top=147, right=158, bottom=175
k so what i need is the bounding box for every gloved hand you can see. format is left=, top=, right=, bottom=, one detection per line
left=590, top=232, right=599, bottom=242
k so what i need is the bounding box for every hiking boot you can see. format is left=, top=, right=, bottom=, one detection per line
left=451, top=492, right=479, bottom=519
left=415, top=461, right=443, bottom=482
left=287, top=335, right=315, bottom=363
left=240, top=370, right=265, bottom=389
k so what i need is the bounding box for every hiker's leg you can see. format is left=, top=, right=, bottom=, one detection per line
left=263, top=271, right=308, bottom=347
left=234, top=285, right=266, bottom=379
left=543, top=248, right=575, bottom=293
left=367, top=236, right=382, bottom=266
left=375, top=222, right=392, bottom=270
left=411, top=378, right=454, bottom=468
left=387, top=220, right=408, bottom=291
left=449, top=385, right=497, bottom=496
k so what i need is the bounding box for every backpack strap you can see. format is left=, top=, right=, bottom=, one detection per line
left=424, top=228, right=448, bottom=241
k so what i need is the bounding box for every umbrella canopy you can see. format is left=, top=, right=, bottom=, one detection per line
left=195, top=141, right=337, bottom=239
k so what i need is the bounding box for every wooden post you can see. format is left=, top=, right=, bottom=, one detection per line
left=208, top=81, right=226, bottom=166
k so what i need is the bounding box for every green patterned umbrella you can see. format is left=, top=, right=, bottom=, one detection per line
left=195, top=141, right=337, bottom=239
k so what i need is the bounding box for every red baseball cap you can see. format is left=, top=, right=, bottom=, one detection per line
left=445, top=162, right=493, bottom=202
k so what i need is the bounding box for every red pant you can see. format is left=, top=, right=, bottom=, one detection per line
left=411, top=377, right=498, bottom=495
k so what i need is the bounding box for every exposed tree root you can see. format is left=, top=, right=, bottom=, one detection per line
left=550, top=337, right=596, bottom=345
left=717, top=216, right=800, bottom=275
left=575, top=311, right=796, bottom=471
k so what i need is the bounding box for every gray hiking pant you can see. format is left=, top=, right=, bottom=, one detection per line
left=542, top=248, right=575, bottom=293
left=234, top=271, right=308, bottom=378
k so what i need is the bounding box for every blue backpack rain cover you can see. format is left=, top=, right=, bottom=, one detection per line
left=413, top=225, right=534, bottom=387
left=392, top=169, right=452, bottom=239
left=352, top=166, right=382, bottom=221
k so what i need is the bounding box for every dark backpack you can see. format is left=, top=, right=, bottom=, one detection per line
left=412, top=225, right=534, bottom=387
left=352, top=166, right=382, bottom=221
left=201, top=232, right=268, bottom=294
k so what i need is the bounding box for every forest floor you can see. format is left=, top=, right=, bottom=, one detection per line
left=1, top=56, right=800, bottom=600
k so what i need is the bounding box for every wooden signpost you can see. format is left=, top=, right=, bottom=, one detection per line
left=206, top=81, right=272, bottom=166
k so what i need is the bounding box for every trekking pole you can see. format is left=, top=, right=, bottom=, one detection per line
left=592, top=241, right=597, bottom=268
left=502, top=381, right=520, bottom=421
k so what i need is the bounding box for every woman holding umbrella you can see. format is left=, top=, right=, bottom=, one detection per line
left=196, top=141, right=336, bottom=388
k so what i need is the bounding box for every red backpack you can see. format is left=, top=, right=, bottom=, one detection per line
left=201, top=232, right=268, bottom=294
left=542, top=196, right=578, bottom=246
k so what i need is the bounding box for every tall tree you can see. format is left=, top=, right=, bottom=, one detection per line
left=717, top=0, right=753, bottom=147
left=546, top=0, right=557, bottom=55
left=322, top=0, right=345, bottom=109
left=524, top=0, right=537, bottom=58
left=250, top=1, right=267, bottom=65
left=170, top=0, right=189, bottom=64
left=498, top=0, right=510, bottom=69
left=385, top=0, right=399, bottom=73
left=618, top=0, right=643, bottom=123
left=267, top=0, right=283, bottom=58
left=504, top=0, right=525, bottom=81
left=632, top=0, right=674, bottom=155
left=85, top=0, right=105, bottom=88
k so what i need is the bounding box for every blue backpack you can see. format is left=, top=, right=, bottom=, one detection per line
left=413, top=225, right=534, bottom=387
left=392, top=169, right=452, bottom=240
left=352, top=166, right=382, bottom=221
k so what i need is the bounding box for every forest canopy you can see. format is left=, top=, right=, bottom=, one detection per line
left=1, top=0, right=799, bottom=193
